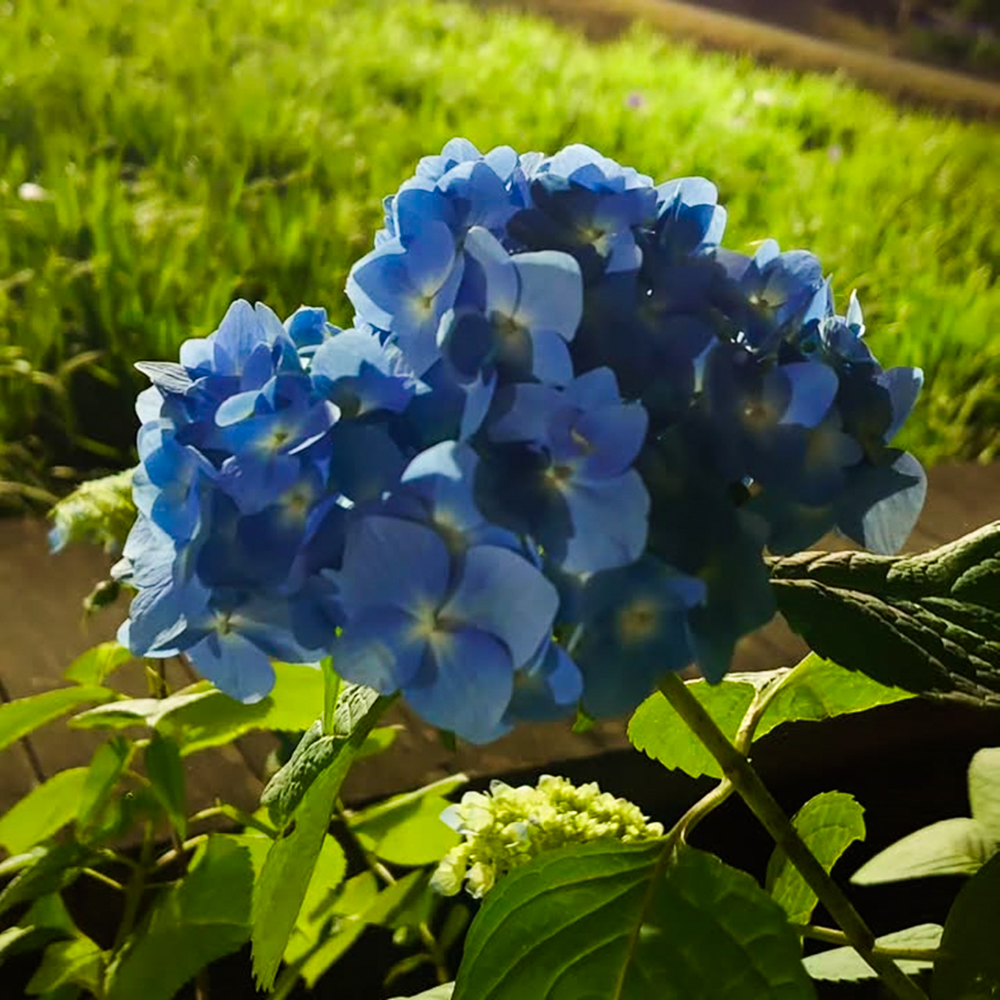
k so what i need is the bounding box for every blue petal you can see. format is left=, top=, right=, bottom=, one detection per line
left=528, top=330, right=574, bottom=386
left=557, top=471, right=650, bottom=573
left=187, top=631, right=275, bottom=704
left=778, top=362, right=838, bottom=428
left=505, top=641, right=582, bottom=724
left=441, top=544, right=558, bottom=665
left=881, top=367, right=923, bottom=442
left=512, top=250, right=582, bottom=342
left=837, top=451, right=926, bottom=555
left=572, top=402, right=648, bottom=478
left=405, top=626, right=512, bottom=743
left=339, top=516, right=451, bottom=616
left=336, top=606, right=427, bottom=693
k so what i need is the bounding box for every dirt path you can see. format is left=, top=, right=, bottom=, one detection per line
left=474, top=0, right=1000, bottom=117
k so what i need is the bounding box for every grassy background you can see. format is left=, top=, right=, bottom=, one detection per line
left=0, top=0, right=997, bottom=504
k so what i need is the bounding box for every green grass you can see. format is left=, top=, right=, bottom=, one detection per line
left=0, top=0, right=997, bottom=503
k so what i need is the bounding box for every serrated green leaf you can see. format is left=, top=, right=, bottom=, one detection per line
left=628, top=681, right=755, bottom=779
left=968, top=747, right=1000, bottom=838
left=355, top=726, right=400, bottom=761
left=321, top=657, right=339, bottom=736
left=63, top=643, right=131, bottom=686
left=932, top=853, right=1000, bottom=998
left=0, top=843, right=89, bottom=919
left=851, top=817, right=996, bottom=885
left=106, top=835, right=252, bottom=1000
left=453, top=844, right=816, bottom=1000
left=804, top=924, right=942, bottom=981
left=389, top=986, right=455, bottom=1000
left=350, top=774, right=466, bottom=867
left=766, top=792, right=866, bottom=924
left=27, top=936, right=103, bottom=995
left=144, top=734, right=186, bottom=841
left=0, top=769, right=89, bottom=855
left=76, top=738, right=130, bottom=835
left=69, top=686, right=214, bottom=732
left=0, top=688, right=117, bottom=753
left=251, top=690, right=390, bottom=991
left=757, top=656, right=913, bottom=737
left=769, top=522, right=1000, bottom=707
left=629, top=655, right=909, bottom=779
left=282, top=834, right=347, bottom=965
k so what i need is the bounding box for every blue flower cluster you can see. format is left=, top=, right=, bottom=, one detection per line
left=118, top=138, right=926, bottom=741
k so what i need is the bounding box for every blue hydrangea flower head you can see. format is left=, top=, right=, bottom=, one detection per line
left=334, top=514, right=559, bottom=742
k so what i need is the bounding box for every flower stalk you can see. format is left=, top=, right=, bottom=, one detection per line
left=657, top=672, right=929, bottom=1000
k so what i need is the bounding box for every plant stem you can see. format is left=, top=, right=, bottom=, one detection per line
left=335, top=804, right=451, bottom=985
left=668, top=658, right=811, bottom=844
left=796, top=924, right=940, bottom=961
left=113, top=821, right=154, bottom=953
left=81, top=867, right=125, bottom=892
left=656, top=673, right=928, bottom=1000
left=187, top=803, right=279, bottom=838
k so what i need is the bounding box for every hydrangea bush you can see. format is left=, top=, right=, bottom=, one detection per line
left=4, top=139, right=998, bottom=1000
left=116, top=138, right=926, bottom=741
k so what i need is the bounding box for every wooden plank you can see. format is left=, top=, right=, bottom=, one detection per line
left=0, top=518, right=262, bottom=815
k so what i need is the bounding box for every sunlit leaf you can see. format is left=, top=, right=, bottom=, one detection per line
left=0, top=769, right=89, bottom=856
left=0, top=687, right=116, bottom=753
left=766, top=792, right=865, bottom=924
left=63, top=643, right=132, bottom=686
left=805, top=924, right=942, bottom=981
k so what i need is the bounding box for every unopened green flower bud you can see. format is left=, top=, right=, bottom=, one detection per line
left=431, top=774, right=663, bottom=899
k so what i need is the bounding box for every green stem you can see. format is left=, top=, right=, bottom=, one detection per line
left=668, top=658, right=811, bottom=844
left=656, top=673, right=928, bottom=1000
left=797, top=924, right=940, bottom=961
left=187, top=803, right=279, bottom=838
left=113, top=822, right=154, bottom=953
left=80, top=867, right=125, bottom=892
left=335, top=804, right=451, bottom=985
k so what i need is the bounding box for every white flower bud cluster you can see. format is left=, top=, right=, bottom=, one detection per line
left=431, top=774, right=664, bottom=898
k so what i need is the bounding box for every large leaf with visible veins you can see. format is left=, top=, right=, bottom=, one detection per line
left=769, top=522, right=1000, bottom=707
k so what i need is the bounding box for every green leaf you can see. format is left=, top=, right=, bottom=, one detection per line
left=0, top=687, right=116, bottom=753
left=63, top=643, right=131, bottom=686
left=71, top=662, right=325, bottom=755
left=757, top=656, right=913, bottom=736
left=766, top=792, right=866, bottom=924
left=389, top=986, right=455, bottom=1000
left=294, top=871, right=425, bottom=988
left=350, top=774, right=466, bottom=867
left=0, top=769, right=89, bottom=855
left=250, top=688, right=390, bottom=990
left=804, top=924, right=942, bottom=981
left=76, top=737, right=130, bottom=834
left=27, top=936, right=103, bottom=995
left=452, top=843, right=816, bottom=1000
left=629, top=655, right=910, bottom=779
left=932, top=852, right=1000, bottom=998
left=968, top=746, right=1000, bottom=838
left=144, top=734, right=186, bottom=841
left=0, top=894, right=77, bottom=966
left=321, top=657, right=339, bottom=736
left=0, top=843, right=89, bottom=919
left=769, top=522, right=1000, bottom=706
left=106, top=835, right=252, bottom=1000
left=286, top=872, right=378, bottom=988
left=628, top=679, right=756, bottom=779
left=282, top=833, right=347, bottom=964
left=851, top=818, right=996, bottom=884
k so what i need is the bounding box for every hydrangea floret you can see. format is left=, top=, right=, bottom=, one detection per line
left=431, top=775, right=665, bottom=898
left=116, top=138, right=927, bottom=743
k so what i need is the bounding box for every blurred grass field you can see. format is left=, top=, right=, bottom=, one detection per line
left=0, top=0, right=997, bottom=504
